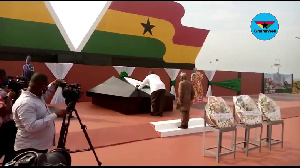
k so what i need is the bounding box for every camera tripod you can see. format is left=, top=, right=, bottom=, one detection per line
left=57, top=101, right=102, bottom=166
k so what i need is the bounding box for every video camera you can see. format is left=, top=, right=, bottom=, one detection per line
left=58, top=82, right=82, bottom=111
left=6, top=76, right=29, bottom=93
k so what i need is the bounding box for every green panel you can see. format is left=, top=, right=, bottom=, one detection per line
left=209, top=78, right=241, bottom=91
left=0, top=17, right=69, bottom=51
left=82, top=30, right=166, bottom=59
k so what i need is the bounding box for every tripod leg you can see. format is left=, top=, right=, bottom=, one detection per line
left=57, top=116, right=69, bottom=149
left=68, top=112, right=74, bottom=118
left=73, top=109, right=102, bottom=166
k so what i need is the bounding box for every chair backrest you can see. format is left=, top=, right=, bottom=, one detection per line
left=233, top=95, right=262, bottom=125
left=204, top=96, right=234, bottom=128
left=257, top=93, right=281, bottom=121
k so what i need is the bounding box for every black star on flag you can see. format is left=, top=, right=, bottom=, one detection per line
left=262, top=22, right=268, bottom=28
left=141, top=18, right=155, bottom=36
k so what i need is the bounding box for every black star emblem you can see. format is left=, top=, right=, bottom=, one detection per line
left=262, top=22, right=268, bottom=29
left=141, top=18, right=155, bottom=36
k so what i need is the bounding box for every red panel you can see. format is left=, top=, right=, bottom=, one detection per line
left=109, top=1, right=210, bottom=47
left=0, top=61, right=118, bottom=103
left=65, top=64, right=119, bottom=102
left=211, top=71, right=238, bottom=97
left=241, top=72, right=263, bottom=95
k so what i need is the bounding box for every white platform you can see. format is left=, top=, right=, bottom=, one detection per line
left=150, top=118, right=206, bottom=138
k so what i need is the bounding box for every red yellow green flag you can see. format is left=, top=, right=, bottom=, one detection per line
left=82, top=1, right=210, bottom=65
left=0, top=1, right=70, bottom=51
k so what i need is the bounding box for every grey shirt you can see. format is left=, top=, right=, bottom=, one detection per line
left=12, top=84, right=57, bottom=151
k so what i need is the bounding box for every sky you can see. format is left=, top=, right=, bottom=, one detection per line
left=49, top=1, right=300, bottom=80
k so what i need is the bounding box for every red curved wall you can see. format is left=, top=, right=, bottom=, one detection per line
left=0, top=61, right=263, bottom=103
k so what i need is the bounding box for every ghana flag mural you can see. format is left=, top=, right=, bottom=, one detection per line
left=81, top=1, right=210, bottom=69
left=0, top=1, right=71, bottom=52
left=0, top=1, right=209, bottom=69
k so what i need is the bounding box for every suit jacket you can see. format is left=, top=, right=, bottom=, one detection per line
left=22, top=64, right=34, bottom=80
left=177, top=80, right=195, bottom=112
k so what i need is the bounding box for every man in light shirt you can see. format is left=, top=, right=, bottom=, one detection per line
left=12, top=73, right=66, bottom=155
left=137, top=71, right=166, bottom=116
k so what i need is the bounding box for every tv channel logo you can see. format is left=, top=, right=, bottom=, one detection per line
left=250, top=13, right=279, bottom=41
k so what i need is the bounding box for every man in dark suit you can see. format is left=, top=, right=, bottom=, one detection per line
left=177, top=72, right=195, bottom=129
left=22, top=55, right=34, bottom=80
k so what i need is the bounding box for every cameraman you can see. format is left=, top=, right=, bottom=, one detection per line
left=0, top=68, right=18, bottom=165
left=12, top=73, right=67, bottom=156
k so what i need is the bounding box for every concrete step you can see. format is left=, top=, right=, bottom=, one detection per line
left=158, top=125, right=205, bottom=137
left=150, top=118, right=204, bottom=130
left=150, top=118, right=206, bottom=138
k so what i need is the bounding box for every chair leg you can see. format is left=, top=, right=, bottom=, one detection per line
left=259, top=125, right=263, bottom=153
left=268, top=125, right=272, bottom=151
left=231, top=130, right=235, bottom=150
left=281, top=122, right=284, bottom=148
left=266, top=124, right=269, bottom=143
left=243, top=129, right=247, bottom=148
left=216, top=132, right=221, bottom=163
left=203, top=127, right=206, bottom=157
left=245, top=128, right=250, bottom=156
left=233, top=129, right=237, bottom=159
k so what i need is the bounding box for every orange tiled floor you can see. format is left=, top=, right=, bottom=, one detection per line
left=1, top=93, right=300, bottom=166
left=70, top=116, right=300, bottom=166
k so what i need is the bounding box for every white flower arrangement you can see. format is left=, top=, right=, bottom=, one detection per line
left=233, top=95, right=262, bottom=125
left=205, top=96, right=234, bottom=128
left=257, top=93, right=281, bottom=121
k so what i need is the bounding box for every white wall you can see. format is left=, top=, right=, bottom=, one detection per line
left=50, top=1, right=300, bottom=80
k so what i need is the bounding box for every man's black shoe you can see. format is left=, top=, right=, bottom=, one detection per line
left=150, top=113, right=163, bottom=117
left=178, top=125, right=188, bottom=129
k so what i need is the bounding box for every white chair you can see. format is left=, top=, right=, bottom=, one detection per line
left=233, top=95, right=263, bottom=156
left=257, top=93, right=284, bottom=151
left=203, top=96, right=237, bottom=163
